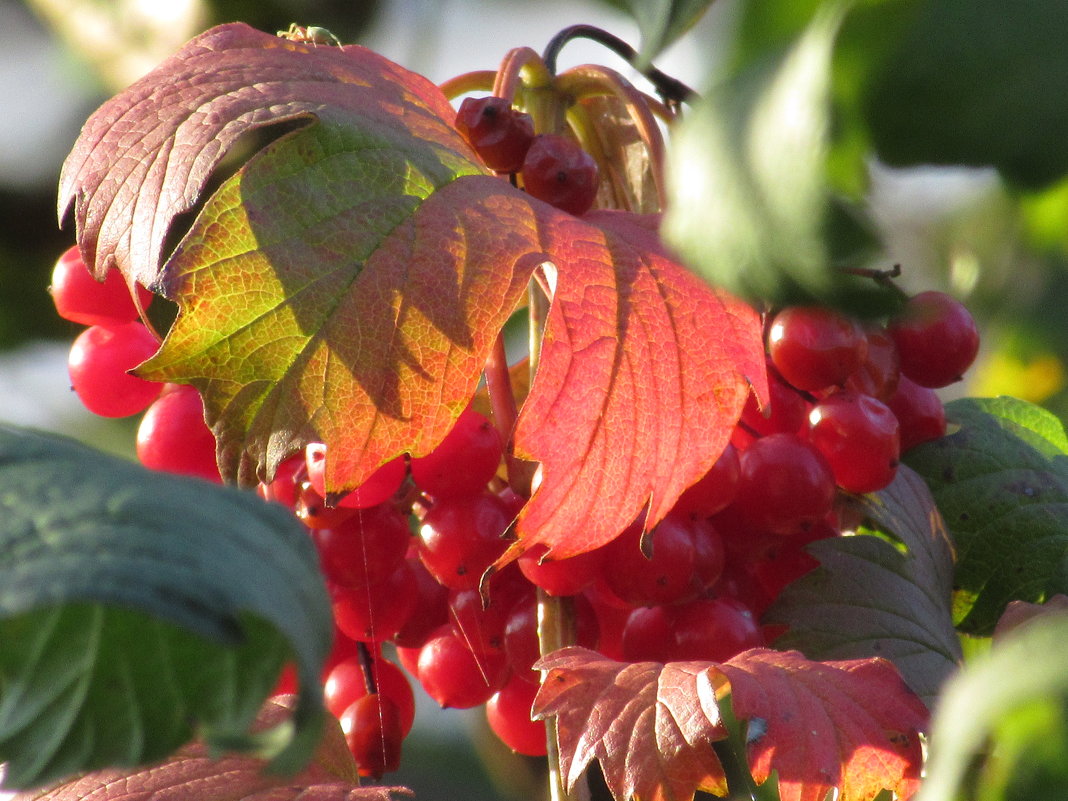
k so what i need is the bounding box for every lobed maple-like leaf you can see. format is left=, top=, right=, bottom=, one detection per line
left=720, top=650, right=927, bottom=801
left=533, top=647, right=729, bottom=801
left=10, top=697, right=407, bottom=801
left=534, top=647, right=927, bottom=801
left=58, top=23, right=465, bottom=289
left=60, top=23, right=767, bottom=556
left=514, top=211, right=766, bottom=557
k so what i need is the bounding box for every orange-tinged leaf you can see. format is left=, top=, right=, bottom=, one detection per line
left=533, top=647, right=928, bottom=801
left=720, top=649, right=928, bottom=801
left=515, top=211, right=767, bottom=557
left=533, top=647, right=729, bottom=801
left=61, top=23, right=767, bottom=552
left=59, top=23, right=466, bottom=289
left=10, top=697, right=407, bottom=801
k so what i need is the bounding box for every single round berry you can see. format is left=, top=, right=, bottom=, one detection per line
left=392, top=556, right=451, bottom=649
left=417, top=491, right=510, bottom=590
left=411, top=405, right=503, bottom=499
left=314, top=504, right=411, bottom=589
left=737, top=359, right=809, bottom=443
left=767, top=306, right=867, bottom=392
left=733, top=433, right=836, bottom=535
left=136, top=384, right=220, bottom=481
left=670, top=597, right=764, bottom=662
left=51, top=245, right=154, bottom=327
left=340, top=693, right=405, bottom=778
left=521, top=133, right=600, bottom=216
left=454, top=96, right=535, bottom=173
left=886, top=375, right=947, bottom=452
left=416, top=624, right=508, bottom=708
left=601, top=516, right=699, bottom=606
left=68, top=322, right=162, bottom=417
left=808, top=390, right=900, bottom=494
left=486, top=675, right=548, bottom=756
left=888, top=291, right=980, bottom=388
left=673, top=442, right=741, bottom=518
left=844, top=325, right=900, bottom=402
left=331, top=562, right=418, bottom=642
left=518, top=542, right=603, bottom=597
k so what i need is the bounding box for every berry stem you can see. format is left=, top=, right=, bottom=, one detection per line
left=541, top=24, right=697, bottom=104
left=439, top=70, right=497, bottom=99
left=493, top=46, right=554, bottom=105
left=484, top=331, right=533, bottom=495
left=538, top=591, right=588, bottom=801
left=838, top=263, right=909, bottom=297
left=356, top=640, right=379, bottom=695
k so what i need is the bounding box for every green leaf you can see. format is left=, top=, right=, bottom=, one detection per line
left=917, top=613, right=1068, bottom=801
left=904, top=396, right=1068, bottom=635
left=767, top=466, right=961, bottom=707
left=865, top=0, right=1068, bottom=189
left=663, top=3, right=893, bottom=312
left=619, top=0, right=716, bottom=66
left=0, top=426, right=332, bottom=789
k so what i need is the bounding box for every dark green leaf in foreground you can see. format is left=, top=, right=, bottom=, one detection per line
left=663, top=4, right=892, bottom=313
left=865, top=0, right=1068, bottom=189
left=0, top=426, right=332, bottom=789
left=904, top=396, right=1068, bottom=635
left=767, top=466, right=961, bottom=707
left=917, top=612, right=1068, bottom=801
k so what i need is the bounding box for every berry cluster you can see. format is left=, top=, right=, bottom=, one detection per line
left=455, top=96, right=600, bottom=216
left=52, top=238, right=979, bottom=777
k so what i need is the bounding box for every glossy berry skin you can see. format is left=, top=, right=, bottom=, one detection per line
left=305, top=443, right=406, bottom=509
left=845, top=326, right=900, bottom=402
left=887, top=375, right=947, bottom=452
left=136, top=384, right=221, bottom=481
left=313, top=504, right=411, bottom=589
left=601, top=516, right=699, bottom=606
left=324, top=655, right=416, bottom=736
left=486, top=675, right=548, bottom=756
left=68, top=322, right=162, bottom=417
left=331, top=562, right=418, bottom=642
left=392, top=557, right=450, bottom=649
left=521, top=133, right=600, bottom=216
left=517, top=542, right=603, bottom=597
left=416, top=624, right=508, bottom=708
left=417, top=491, right=511, bottom=590
left=767, top=306, right=867, bottom=392
left=51, top=245, right=153, bottom=327
left=888, top=291, right=980, bottom=388
left=410, top=406, right=503, bottom=499
left=808, top=391, right=900, bottom=494
left=733, top=433, right=836, bottom=535
left=454, top=96, right=535, bottom=173
left=340, top=694, right=404, bottom=778
left=672, top=442, right=741, bottom=518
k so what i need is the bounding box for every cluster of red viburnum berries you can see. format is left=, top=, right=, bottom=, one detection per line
left=51, top=93, right=979, bottom=778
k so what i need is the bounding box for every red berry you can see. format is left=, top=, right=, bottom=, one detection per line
left=808, top=390, right=900, bottom=494
left=314, top=504, right=411, bottom=589
left=68, top=322, right=162, bottom=417
left=136, top=384, right=220, bottom=481
left=325, top=655, right=416, bottom=736
left=737, top=360, right=809, bottom=443
left=670, top=597, right=764, bottom=662
left=417, top=491, right=510, bottom=590
left=305, top=443, right=406, bottom=509
left=601, top=516, right=699, bottom=606
left=733, top=433, right=836, bottom=535
left=518, top=542, right=603, bottom=597
left=51, top=245, right=153, bottom=327
left=886, top=375, right=947, bottom=452
left=392, top=557, right=451, bottom=649
left=673, top=442, right=741, bottom=518
left=416, top=625, right=508, bottom=708
left=888, top=291, right=980, bottom=388
left=767, top=306, right=867, bottom=392
left=454, top=96, right=535, bottom=173
left=411, top=406, right=503, bottom=499
left=340, top=694, right=404, bottom=778
left=331, top=562, right=418, bottom=642
left=844, top=325, right=901, bottom=402
left=486, top=675, right=547, bottom=756
left=520, top=133, right=600, bottom=216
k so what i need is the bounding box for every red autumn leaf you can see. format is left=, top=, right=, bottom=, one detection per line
left=58, top=22, right=466, bottom=290
left=10, top=697, right=408, bottom=801
left=532, top=647, right=729, bottom=801
left=720, top=650, right=928, bottom=801
left=534, top=647, right=928, bottom=801
left=59, top=23, right=767, bottom=554
left=515, top=211, right=766, bottom=557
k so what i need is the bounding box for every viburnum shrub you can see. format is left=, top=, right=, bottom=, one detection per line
left=5, top=5, right=1068, bottom=801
